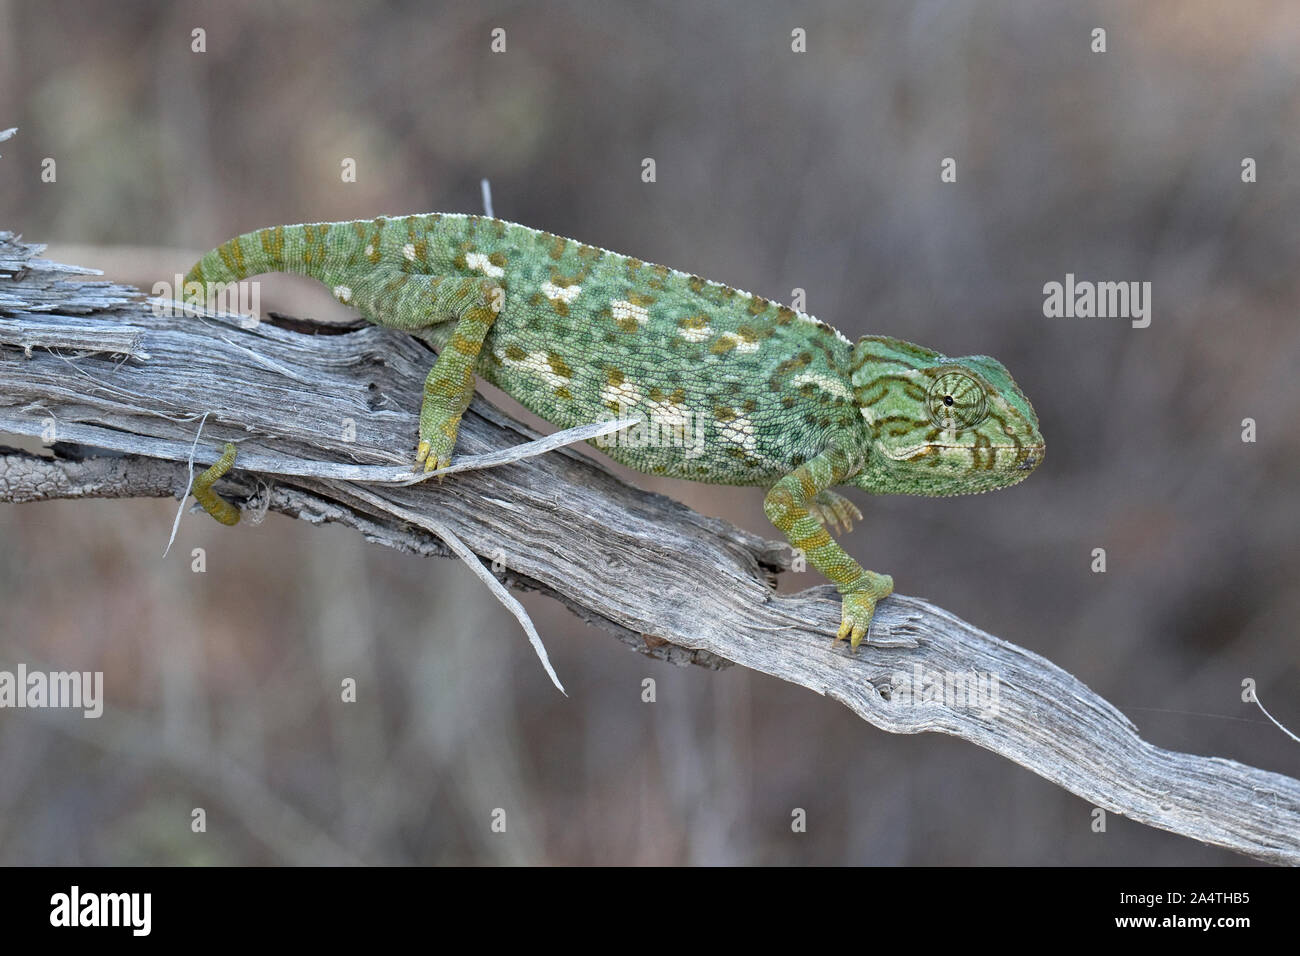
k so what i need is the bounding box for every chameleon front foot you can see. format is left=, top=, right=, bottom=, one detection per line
left=835, top=571, right=894, bottom=650
left=807, top=490, right=864, bottom=533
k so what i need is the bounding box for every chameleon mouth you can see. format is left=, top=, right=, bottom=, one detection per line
left=888, top=442, right=1045, bottom=466
left=1016, top=444, right=1045, bottom=471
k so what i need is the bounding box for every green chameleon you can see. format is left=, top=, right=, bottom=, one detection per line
left=183, top=214, right=1044, bottom=646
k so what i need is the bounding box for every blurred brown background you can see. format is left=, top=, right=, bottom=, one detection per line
left=1, top=0, right=1298, bottom=864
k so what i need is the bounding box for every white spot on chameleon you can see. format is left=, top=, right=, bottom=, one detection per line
left=611, top=299, right=649, bottom=325
left=466, top=251, right=504, bottom=277
left=717, top=414, right=757, bottom=451
left=645, top=397, right=690, bottom=425
left=497, top=349, right=570, bottom=389
left=542, top=281, right=581, bottom=304
left=430, top=215, right=863, bottom=345
left=402, top=243, right=416, bottom=261
left=679, top=323, right=711, bottom=343
left=333, top=285, right=352, bottom=304
left=791, top=372, right=854, bottom=401
left=364, top=244, right=375, bottom=258
left=601, top=380, right=643, bottom=409
left=860, top=405, right=876, bottom=424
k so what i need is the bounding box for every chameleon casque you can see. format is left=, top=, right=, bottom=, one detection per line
left=184, top=214, right=1044, bottom=646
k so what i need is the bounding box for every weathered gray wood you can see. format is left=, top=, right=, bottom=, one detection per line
left=1, top=230, right=1297, bottom=864
left=0, top=318, right=149, bottom=359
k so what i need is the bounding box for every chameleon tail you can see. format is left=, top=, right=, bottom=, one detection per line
left=183, top=220, right=374, bottom=290
left=190, top=442, right=241, bottom=526
left=179, top=221, right=372, bottom=525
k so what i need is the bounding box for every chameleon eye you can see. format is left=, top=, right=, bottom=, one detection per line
left=927, top=371, right=987, bottom=430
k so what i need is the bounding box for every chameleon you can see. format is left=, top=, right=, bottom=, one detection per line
left=182, top=214, right=1044, bottom=646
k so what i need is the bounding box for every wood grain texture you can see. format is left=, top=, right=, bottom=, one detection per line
left=1, top=231, right=1297, bottom=864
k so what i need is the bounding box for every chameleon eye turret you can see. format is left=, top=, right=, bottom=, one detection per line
left=927, top=370, right=987, bottom=430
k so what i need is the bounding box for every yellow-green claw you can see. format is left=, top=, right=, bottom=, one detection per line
left=192, top=441, right=241, bottom=526
left=414, top=436, right=453, bottom=475
left=835, top=572, right=894, bottom=650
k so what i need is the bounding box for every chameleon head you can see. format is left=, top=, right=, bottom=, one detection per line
left=848, top=335, right=1044, bottom=496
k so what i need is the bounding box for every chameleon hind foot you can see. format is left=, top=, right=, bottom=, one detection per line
left=414, top=421, right=459, bottom=475
left=410, top=281, right=502, bottom=475
left=414, top=367, right=470, bottom=474
left=835, top=571, right=894, bottom=650
left=413, top=364, right=470, bottom=475
left=192, top=441, right=241, bottom=526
